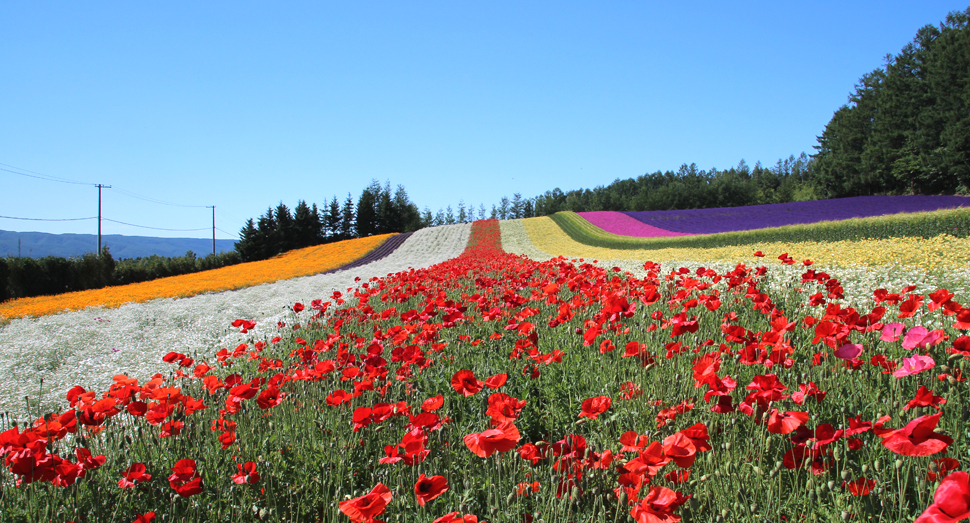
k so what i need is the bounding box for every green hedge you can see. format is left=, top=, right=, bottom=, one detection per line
left=0, top=249, right=241, bottom=304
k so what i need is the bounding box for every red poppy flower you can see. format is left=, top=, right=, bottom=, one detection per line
left=464, top=421, right=521, bottom=458
left=880, top=412, right=953, bottom=456
left=168, top=458, right=203, bottom=497
left=765, top=410, right=809, bottom=435
left=484, top=373, right=507, bottom=389
left=293, top=302, right=304, bottom=313
left=421, top=395, right=444, bottom=411
left=451, top=370, right=484, bottom=397
left=327, top=389, right=352, bottom=406
left=619, top=430, right=650, bottom=453
left=662, top=432, right=697, bottom=468
left=905, top=386, right=947, bottom=411
left=118, top=463, right=151, bottom=488
left=339, top=482, right=393, bottom=523
left=927, top=458, right=962, bottom=482
left=159, top=421, right=184, bottom=438
left=256, top=387, right=284, bottom=409
left=132, top=512, right=156, bottom=523
left=486, top=393, right=526, bottom=424
left=916, top=471, right=970, bottom=523
left=630, top=485, right=689, bottom=523
left=432, top=513, right=478, bottom=523
left=844, top=477, right=875, bottom=496
left=579, top=396, right=611, bottom=419
left=231, top=461, right=260, bottom=485
left=664, top=469, right=691, bottom=484
left=619, top=382, right=643, bottom=400
left=414, top=474, right=449, bottom=506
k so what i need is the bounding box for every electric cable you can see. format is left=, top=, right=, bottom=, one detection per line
left=101, top=218, right=210, bottom=232
left=0, top=215, right=97, bottom=221
left=0, top=163, right=97, bottom=186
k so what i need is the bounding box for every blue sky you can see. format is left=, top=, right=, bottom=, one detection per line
left=2, top=1, right=967, bottom=240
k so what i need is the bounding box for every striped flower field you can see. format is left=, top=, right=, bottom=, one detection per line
left=1, top=208, right=969, bottom=523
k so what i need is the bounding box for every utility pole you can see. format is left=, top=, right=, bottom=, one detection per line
left=96, top=184, right=111, bottom=256
left=207, top=205, right=215, bottom=256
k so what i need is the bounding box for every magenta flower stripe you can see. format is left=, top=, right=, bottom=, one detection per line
left=578, top=211, right=690, bottom=237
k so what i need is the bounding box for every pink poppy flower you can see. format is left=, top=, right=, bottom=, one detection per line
left=893, top=354, right=936, bottom=378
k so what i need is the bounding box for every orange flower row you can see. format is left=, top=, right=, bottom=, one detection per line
left=0, top=234, right=395, bottom=320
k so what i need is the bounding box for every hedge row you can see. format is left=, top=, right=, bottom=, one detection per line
left=0, top=249, right=241, bottom=304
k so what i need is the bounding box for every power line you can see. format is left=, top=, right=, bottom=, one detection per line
left=215, top=227, right=236, bottom=236
left=2, top=161, right=208, bottom=209
left=0, top=215, right=97, bottom=221
left=112, top=187, right=209, bottom=208
left=101, top=218, right=210, bottom=232
left=0, top=163, right=97, bottom=186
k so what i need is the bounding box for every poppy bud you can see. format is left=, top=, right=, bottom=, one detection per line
left=895, top=459, right=903, bottom=470
left=874, top=460, right=882, bottom=472
left=841, top=470, right=850, bottom=480
left=862, top=464, right=869, bottom=474
left=827, top=480, right=836, bottom=491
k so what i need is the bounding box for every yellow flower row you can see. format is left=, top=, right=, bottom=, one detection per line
left=0, top=234, right=394, bottom=320
left=517, top=216, right=970, bottom=270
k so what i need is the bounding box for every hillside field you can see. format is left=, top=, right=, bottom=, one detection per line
left=1, top=205, right=969, bottom=523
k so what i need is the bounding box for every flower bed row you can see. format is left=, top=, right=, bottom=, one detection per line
left=0, top=234, right=396, bottom=321
left=615, top=195, right=970, bottom=235
left=1, top=219, right=968, bottom=522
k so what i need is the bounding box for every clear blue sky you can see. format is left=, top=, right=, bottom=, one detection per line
left=2, top=1, right=967, bottom=240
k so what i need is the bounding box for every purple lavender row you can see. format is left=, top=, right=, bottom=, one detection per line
left=320, top=232, right=414, bottom=275
left=615, top=195, right=970, bottom=235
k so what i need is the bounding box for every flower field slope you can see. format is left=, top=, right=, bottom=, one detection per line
left=0, top=224, right=471, bottom=420
left=619, top=194, right=970, bottom=235
left=2, top=219, right=968, bottom=523
left=0, top=234, right=396, bottom=321
left=520, top=215, right=970, bottom=273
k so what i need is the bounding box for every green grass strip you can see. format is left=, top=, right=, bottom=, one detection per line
left=549, top=207, right=970, bottom=251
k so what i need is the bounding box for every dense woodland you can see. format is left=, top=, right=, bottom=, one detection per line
left=233, top=180, right=424, bottom=262
left=814, top=8, right=970, bottom=197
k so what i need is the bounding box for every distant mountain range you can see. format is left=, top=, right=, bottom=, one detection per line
left=0, top=230, right=237, bottom=259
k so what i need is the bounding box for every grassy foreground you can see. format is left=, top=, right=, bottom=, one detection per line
left=1, top=220, right=968, bottom=522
